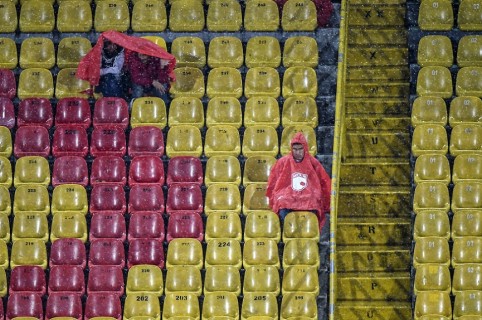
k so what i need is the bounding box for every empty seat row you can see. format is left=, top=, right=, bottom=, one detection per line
left=418, top=35, right=482, bottom=68
left=416, top=66, right=482, bottom=98
left=418, top=0, right=482, bottom=31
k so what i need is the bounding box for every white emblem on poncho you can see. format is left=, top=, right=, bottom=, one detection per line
left=292, top=172, right=308, bottom=191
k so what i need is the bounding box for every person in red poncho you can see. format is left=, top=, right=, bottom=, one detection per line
left=128, top=52, right=171, bottom=101
left=266, top=132, right=331, bottom=238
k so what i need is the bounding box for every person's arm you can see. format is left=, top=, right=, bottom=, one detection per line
left=316, top=163, right=332, bottom=214
left=266, top=161, right=280, bottom=206
left=100, top=52, right=125, bottom=76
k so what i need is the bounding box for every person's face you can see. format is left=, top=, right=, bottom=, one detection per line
left=292, top=143, right=304, bottom=162
left=104, top=42, right=117, bottom=53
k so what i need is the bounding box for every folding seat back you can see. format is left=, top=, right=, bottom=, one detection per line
left=413, top=236, right=450, bottom=268
left=0, top=266, right=7, bottom=296
left=169, top=0, right=205, bottom=31
left=6, top=292, right=44, bottom=320
left=123, top=293, right=161, bottom=320
left=452, top=264, right=482, bottom=293
left=165, top=125, right=202, bottom=158
left=413, top=263, right=451, bottom=294
left=14, top=155, right=50, bottom=187
left=17, top=68, right=54, bottom=100
left=204, top=155, right=241, bottom=186
left=57, top=37, right=92, bottom=69
left=280, top=292, right=317, bottom=320
left=45, top=292, right=83, bottom=320
left=129, top=155, right=164, bottom=186
left=456, top=66, right=482, bottom=97
left=12, top=211, right=49, bottom=242
left=417, top=35, right=453, bottom=67
left=166, top=155, right=203, bottom=186
left=244, top=67, right=281, bottom=99
left=164, top=265, right=202, bottom=296
left=0, top=68, right=15, bottom=99
left=127, top=238, right=165, bottom=269
left=19, top=37, right=55, bottom=69
left=243, top=238, right=280, bottom=269
left=282, top=66, right=318, bottom=98
left=17, top=97, right=53, bottom=129
left=205, top=211, right=242, bottom=241
left=0, top=97, right=14, bottom=129
left=10, top=239, right=48, bottom=269
left=9, top=265, right=46, bottom=295
left=94, top=0, right=130, bottom=32
left=418, top=0, right=454, bottom=31
left=413, top=210, right=450, bottom=240
left=242, top=125, right=279, bottom=158
left=19, top=1, right=55, bottom=32
left=168, top=96, right=205, bottom=128
left=169, top=66, right=205, bottom=99
left=244, top=0, right=279, bottom=31
left=204, top=265, right=241, bottom=295
left=171, top=36, right=206, bottom=68
left=51, top=183, right=88, bottom=215
left=88, top=239, right=125, bottom=268
left=281, top=0, right=317, bottom=31
left=55, top=97, right=92, bottom=129
left=91, top=155, right=127, bottom=186
left=244, top=96, right=280, bottom=128
left=93, top=97, right=129, bottom=129
left=128, top=211, right=164, bottom=241
left=89, top=184, right=126, bottom=215
left=141, top=35, right=167, bottom=50
left=413, top=153, right=451, bottom=185
left=458, top=0, right=482, bottom=31
left=283, top=36, right=319, bottom=68
left=128, top=125, right=165, bottom=157
left=167, top=211, right=204, bottom=242
left=245, top=36, right=281, bottom=68
left=206, top=96, right=242, bottom=129
left=204, top=183, right=242, bottom=215
left=0, top=186, right=10, bottom=218
left=87, top=265, right=125, bottom=296
left=131, top=0, right=167, bottom=32
left=57, top=0, right=93, bottom=33
left=453, top=290, right=482, bottom=319
left=0, top=1, right=17, bottom=33
left=126, top=264, right=164, bottom=296
left=450, top=124, right=482, bottom=156
left=208, top=36, right=244, bottom=68
left=416, top=66, right=453, bottom=98
left=0, top=37, right=17, bottom=69
left=242, top=292, right=279, bottom=319
left=411, top=124, right=448, bottom=157
left=452, top=181, right=482, bottom=213
left=55, top=67, right=91, bottom=100
left=49, top=238, right=86, bottom=268
left=242, top=183, right=270, bottom=214
left=90, top=211, right=126, bottom=241
left=282, top=238, right=320, bottom=268
left=50, top=211, right=88, bottom=242
left=244, top=210, right=280, bottom=242
left=449, top=96, right=482, bottom=126
left=52, top=155, right=88, bottom=187
left=415, top=291, right=452, bottom=319
left=128, top=184, right=165, bottom=214
left=282, top=211, right=320, bottom=241
left=0, top=238, right=7, bottom=268
left=203, top=292, right=239, bottom=319
left=205, top=238, right=242, bottom=269
left=14, top=125, right=50, bottom=158
left=204, top=125, right=241, bottom=158
left=243, top=265, right=280, bottom=295
left=243, top=155, right=277, bottom=186
left=90, top=126, right=127, bottom=158
left=85, top=293, right=122, bottom=320
left=130, top=97, right=167, bottom=129
left=207, top=0, right=242, bottom=31
left=166, top=238, right=203, bottom=269
left=166, top=183, right=203, bottom=215
left=411, top=96, right=448, bottom=127
left=282, top=96, right=318, bottom=128
left=0, top=155, right=11, bottom=188
left=413, top=181, right=450, bottom=214
left=453, top=154, right=482, bottom=184
left=206, top=67, right=243, bottom=99
left=52, top=125, right=89, bottom=158
left=457, top=35, right=482, bottom=67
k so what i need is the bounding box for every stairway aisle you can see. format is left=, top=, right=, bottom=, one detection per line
left=334, top=0, right=413, bottom=318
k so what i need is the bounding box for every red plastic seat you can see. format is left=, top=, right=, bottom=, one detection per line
left=166, top=156, right=203, bottom=186
left=90, top=126, right=126, bottom=158
left=89, top=184, right=126, bottom=215
left=0, top=69, right=16, bottom=99
left=49, top=238, right=86, bottom=268
left=128, top=126, right=165, bottom=157
left=128, top=211, right=165, bottom=241
left=90, top=212, right=126, bottom=241
left=127, top=238, right=165, bottom=269
left=14, top=125, right=50, bottom=158
left=167, top=211, right=204, bottom=242
left=91, top=155, right=127, bottom=186
left=9, top=265, right=46, bottom=295
left=45, top=292, right=82, bottom=320
left=48, top=265, right=85, bottom=295
left=52, top=125, right=89, bottom=158
left=87, top=265, right=125, bottom=297
left=84, top=293, right=122, bottom=320
left=88, top=239, right=125, bottom=268
left=166, top=183, right=203, bottom=215
left=0, top=97, right=15, bottom=129
left=129, top=155, right=165, bottom=186
left=6, top=292, right=43, bottom=320
left=55, top=97, right=91, bottom=129
left=128, top=184, right=165, bottom=214
left=93, top=97, right=129, bottom=129
left=17, top=97, right=53, bottom=129
left=52, top=156, right=89, bottom=187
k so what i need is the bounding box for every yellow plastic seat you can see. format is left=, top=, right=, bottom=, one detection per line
left=0, top=241, right=7, bottom=269
left=131, top=0, right=167, bottom=32
left=130, top=97, right=167, bottom=129
left=281, top=0, right=317, bottom=31
left=457, top=35, right=482, bottom=67
left=283, top=238, right=320, bottom=268
left=245, top=36, right=281, bottom=68
left=241, top=292, right=278, bottom=320
left=126, top=264, right=164, bottom=297
left=51, top=184, right=88, bottom=215
left=0, top=213, right=9, bottom=243
left=283, top=36, right=319, bottom=68
left=416, top=66, right=453, bottom=98
left=0, top=126, right=11, bottom=158
left=14, top=156, right=50, bottom=187
left=280, top=292, right=318, bottom=320
left=204, top=125, right=241, bottom=158
left=56, top=0, right=93, bottom=33
left=204, top=183, right=242, bottom=215
left=202, top=292, right=239, bottom=320
left=12, top=211, right=49, bottom=242
left=418, top=0, right=454, bottom=31
left=206, top=67, right=243, bottom=99
left=450, top=96, right=482, bottom=126
left=413, top=264, right=451, bottom=294
left=123, top=293, right=161, bottom=320
left=244, top=210, right=281, bottom=242
left=205, top=238, right=242, bottom=269
left=169, top=0, right=204, bottom=32
left=453, top=154, right=482, bottom=184
left=413, top=182, right=450, bottom=214
left=50, top=211, right=88, bottom=242
left=18, top=68, right=54, bottom=100
left=242, top=125, right=279, bottom=158
left=450, top=124, right=482, bottom=156
left=413, top=236, right=450, bottom=268
left=57, top=68, right=92, bottom=99
left=204, top=155, right=241, bottom=186
left=19, top=1, right=55, bottom=32
left=452, top=181, right=482, bottom=213
left=414, top=291, right=452, bottom=320
left=141, top=36, right=167, bottom=50
left=0, top=267, right=6, bottom=297
left=162, top=292, right=200, bottom=320
left=0, top=1, right=17, bottom=33
left=452, top=264, right=482, bottom=293
left=164, top=266, right=202, bottom=296
left=452, top=210, right=482, bottom=239
left=11, top=239, right=47, bottom=269
left=417, top=35, right=454, bottom=67
left=206, top=97, right=242, bottom=128
left=454, top=290, right=482, bottom=319
left=411, top=124, right=448, bottom=157
left=413, top=210, right=450, bottom=240
left=243, top=155, right=276, bottom=186
left=413, top=154, right=451, bottom=185
left=206, top=0, right=242, bottom=31
left=171, top=37, right=206, bottom=68
left=280, top=125, right=317, bottom=156
left=243, top=265, right=280, bottom=295
left=166, top=238, right=203, bottom=270
left=0, top=156, right=12, bottom=188
left=169, top=67, right=205, bottom=99
left=166, top=125, right=203, bottom=158
left=0, top=185, right=10, bottom=217
left=243, top=238, right=280, bottom=269
left=458, top=0, right=482, bottom=31
left=207, top=37, right=244, bottom=69
left=205, top=211, right=242, bottom=242
left=168, top=97, right=204, bottom=129
left=244, top=67, right=280, bottom=99
left=456, top=67, right=482, bottom=97
left=411, top=96, right=448, bottom=127
left=0, top=37, right=17, bottom=69
left=13, top=184, right=50, bottom=216
left=282, top=96, right=318, bottom=128
left=204, top=266, right=241, bottom=296
left=282, top=66, right=318, bottom=98
left=244, top=97, right=280, bottom=128
left=94, top=0, right=130, bottom=32
left=283, top=211, right=320, bottom=242
left=452, top=236, right=482, bottom=267
left=242, top=184, right=270, bottom=215
left=57, top=37, right=92, bottom=69
left=244, top=0, right=279, bottom=31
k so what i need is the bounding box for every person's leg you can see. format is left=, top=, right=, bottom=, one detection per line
left=278, top=208, right=291, bottom=225
left=131, top=83, right=145, bottom=99
left=99, top=74, right=124, bottom=98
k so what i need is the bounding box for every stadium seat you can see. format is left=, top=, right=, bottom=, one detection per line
left=128, top=125, right=165, bottom=157
left=411, top=124, right=449, bottom=157
left=12, top=211, right=49, bottom=242
left=93, top=97, right=129, bottom=129
left=243, top=265, right=280, bottom=295
left=90, top=212, right=126, bottom=241
left=244, top=0, right=279, bottom=31
left=413, top=154, right=451, bottom=185
left=413, top=236, right=450, bottom=268
left=126, top=264, right=164, bottom=296
left=457, top=35, right=482, bottom=67
left=282, top=96, right=318, bottom=128
left=280, top=292, right=318, bottom=320
left=203, top=292, right=239, bottom=319
left=452, top=181, right=482, bottom=213
left=10, top=239, right=47, bottom=269
left=208, top=36, right=244, bottom=69
left=13, top=184, right=49, bottom=216
left=9, top=265, right=46, bottom=295
left=244, top=96, right=280, bottom=128
left=17, top=97, right=53, bottom=129
left=450, top=124, right=482, bottom=156
left=281, top=0, right=317, bottom=31
left=204, top=125, right=241, bottom=157
left=6, top=292, right=43, bottom=320
left=123, top=293, right=161, bottom=320
left=128, top=211, right=164, bottom=241
left=0, top=38, right=16, bottom=70
left=205, top=211, right=242, bottom=241
left=243, top=155, right=277, bottom=186
left=242, top=183, right=271, bottom=214
left=452, top=264, right=482, bottom=293
left=162, top=292, right=200, bottom=319
left=282, top=66, right=318, bottom=98
left=204, top=183, right=242, bottom=215
left=55, top=97, right=92, bottom=129
left=449, top=96, right=482, bottom=126
left=282, top=238, right=320, bottom=268
left=0, top=97, right=14, bottom=129
left=244, top=210, right=281, bottom=241
left=166, top=238, right=203, bottom=269
left=0, top=68, right=15, bottom=100
left=413, top=210, right=450, bottom=240
left=52, top=125, right=89, bottom=158
left=458, top=0, right=482, bottom=31
left=205, top=238, right=242, bottom=270
left=166, top=183, right=203, bottom=215
left=0, top=156, right=10, bottom=188
left=413, top=182, right=450, bottom=213
left=94, top=0, right=130, bottom=32
left=244, top=67, right=280, bottom=98
left=88, top=239, right=125, bottom=268
left=167, top=211, right=204, bottom=242
left=416, top=66, right=453, bottom=98
left=418, top=0, right=454, bottom=31
left=0, top=1, right=17, bottom=33
left=283, top=211, right=320, bottom=241
left=242, top=292, right=279, bottom=319
left=417, top=35, right=453, bottom=67
left=164, top=265, right=202, bottom=296
left=50, top=211, right=88, bottom=242
left=283, top=36, right=319, bottom=68
left=171, top=36, right=206, bottom=68
left=56, top=0, right=92, bottom=33
left=168, top=96, right=205, bottom=128
left=243, top=238, right=280, bottom=268
left=165, top=125, right=202, bottom=158
left=0, top=239, right=8, bottom=268
left=19, top=37, right=55, bottom=69
left=19, top=1, right=55, bottom=32
left=242, top=125, right=279, bottom=158
left=91, top=155, right=127, bottom=186
left=17, top=67, right=54, bottom=100
left=456, top=67, right=482, bottom=97
left=0, top=267, right=6, bottom=296
left=87, top=265, right=124, bottom=296
left=204, top=265, right=241, bottom=295
left=0, top=185, right=10, bottom=217
left=205, top=97, right=242, bottom=128
left=48, top=265, right=85, bottom=295
left=51, top=183, right=88, bottom=215
left=169, top=67, right=205, bottom=99
left=141, top=35, right=167, bottom=50
left=411, top=96, right=447, bottom=127
left=49, top=238, right=86, bottom=268
left=128, top=155, right=164, bottom=186
left=169, top=0, right=204, bottom=31
left=281, top=125, right=318, bottom=156
left=245, top=37, right=280, bottom=69
left=131, top=0, right=167, bottom=32
left=452, top=209, right=482, bottom=239
left=453, top=290, right=482, bottom=319
left=128, top=238, right=165, bottom=269
left=130, top=97, right=167, bottom=129
left=206, top=67, right=243, bottom=99
left=90, top=126, right=127, bottom=158
left=52, top=156, right=88, bottom=187
left=452, top=236, right=482, bottom=267
left=414, top=263, right=451, bottom=295
left=206, top=0, right=242, bottom=31
left=204, top=155, right=241, bottom=186
left=89, top=184, right=126, bottom=215
left=85, top=293, right=122, bottom=320
left=128, top=184, right=165, bottom=214
left=166, top=156, right=203, bottom=186
left=14, top=155, right=50, bottom=187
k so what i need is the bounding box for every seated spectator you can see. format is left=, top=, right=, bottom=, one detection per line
left=96, top=40, right=126, bottom=98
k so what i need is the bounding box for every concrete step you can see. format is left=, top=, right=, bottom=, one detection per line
left=339, top=160, right=410, bottom=186
left=347, top=4, right=406, bottom=27
left=347, top=66, right=410, bottom=82
left=345, top=116, right=410, bottom=131
left=345, top=98, right=410, bottom=115
left=345, top=82, right=410, bottom=98
left=336, top=245, right=411, bottom=272
left=343, top=131, right=410, bottom=158
left=348, top=28, right=407, bottom=46
left=335, top=301, right=412, bottom=319
left=346, top=47, right=408, bottom=67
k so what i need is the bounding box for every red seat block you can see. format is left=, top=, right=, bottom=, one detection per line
left=129, top=155, right=165, bottom=186
left=166, top=156, right=203, bottom=186
left=93, top=97, right=129, bottom=129
left=90, top=126, right=126, bottom=158
left=9, top=265, right=46, bottom=295
left=167, top=211, right=204, bottom=242
left=52, top=156, right=89, bottom=187
left=49, top=238, right=86, bottom=268
left=87, top=265, right=125, bottom=297
left=52, top=125, right=89, bottom=158
left=166, top=183, right=203, bottom=215
left=128, top=211, right=165, bottom=241
left=88, top=239, right=125, bottom=268
left=0, top=97, right=15, bottom=129
left=127, top=238, right=165, bottom=269
left=90, top=184, right=126, bottom=215
left=128, top=126, right=164, bottom=157
left=90, top=212, right=126, bottom=241
left=45, top=292, right=82, bottom=320
left=48, top=265, right=85, bottom=295
left=91, top=155, right=127, bottom=186
left=17, top=97, right=53, bottom=129
left=128, top=184, right=165, bottom=214
left=55, top=97, right=91, bottom=129
left=0, top=69, right=16, bottom=99
left=14, top=125, right=50, bottom=158
left=84, top=293, right=122, bottom=320
left=6, top=292, right=43, bottom=320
